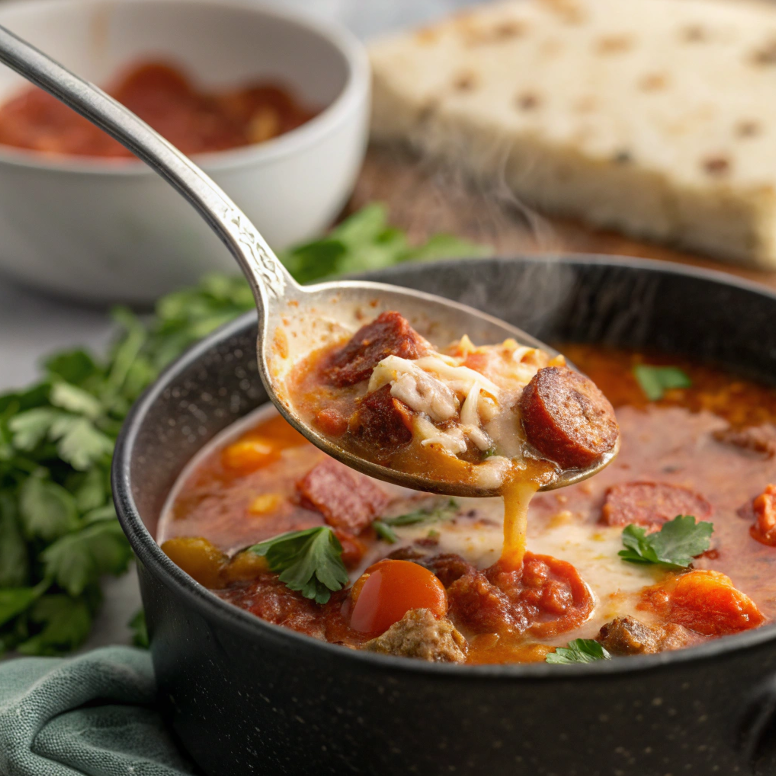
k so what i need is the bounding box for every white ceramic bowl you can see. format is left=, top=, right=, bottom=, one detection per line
left=0, top=0, right=370, bottom=303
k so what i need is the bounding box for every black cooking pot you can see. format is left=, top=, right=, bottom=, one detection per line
left=113, top=257, right=776, bottom=776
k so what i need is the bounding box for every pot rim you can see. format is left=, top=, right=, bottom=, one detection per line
left=113, top=253, right=776, bottom=680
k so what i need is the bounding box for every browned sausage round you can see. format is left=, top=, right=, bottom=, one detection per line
left=519, top=366, right=618, bottom=470
left=602, top=481, right=712, bottom=527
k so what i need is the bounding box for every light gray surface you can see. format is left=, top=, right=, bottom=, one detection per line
left=0, top=0, right=482, bottom=651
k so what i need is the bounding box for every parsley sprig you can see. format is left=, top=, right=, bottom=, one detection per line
left=373, top=498, right=459, bottom=544
left=248, top=527, right=349, bottom=604
left=619, top=514, right=713, bottom=570
left=546, top=639, right=611, bottom=664
left=0, top=205, right=485, bottom=656
left=633, top=365, right=692, bottom=401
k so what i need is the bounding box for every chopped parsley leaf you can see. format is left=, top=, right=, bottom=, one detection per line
left=373, top=520, right=398, bottom=544
left=382, top=499, right=459, bottom=528
left=248, top=527, right=349, bottom=605
left=633, top=365, right=692, bottom=401
left=619, top=514, right=713, bottom=569
left=546, top=639, right=611, bottom=665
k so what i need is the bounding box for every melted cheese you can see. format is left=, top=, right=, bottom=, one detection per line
left=387, top=498, right=661, bottom=641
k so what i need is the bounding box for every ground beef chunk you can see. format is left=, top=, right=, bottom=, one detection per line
left=713, top=424, right=776, bottom=458
left=596, top=616, right=699, bottom=656
left=297, top=458, right=390, bottom=533
left=217, top=575, right=326, bottom=639
left=349, top=384, right=414, bottom=449
left=520, top=366, right=619, bottom=470
left=322, top=311, right=430, bottom=387
left=363, top=608, right=467, bottom=663
left=602, top=481, right=713, bottom=527
left=447, top=571, right=528, bottom=635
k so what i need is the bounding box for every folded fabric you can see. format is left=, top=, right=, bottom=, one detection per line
left=0, top=646, right=195, bottom=776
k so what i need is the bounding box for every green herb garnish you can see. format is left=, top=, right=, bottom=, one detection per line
left=248, top=527, right=348, bottom=604
left=619, top=514, right=713, bottom=569
left=0, top=206, right=487, bottom=656
left=373, top=520, right=399, bottom=544
left=283, top=203, right=490, bottom=283
left=546, top=639, right=611, bottom=665
left=384, top=499, right=460, bottom=528
left=633, top=364, right=692, bottom=401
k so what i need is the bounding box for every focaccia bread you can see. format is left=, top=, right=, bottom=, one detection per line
left=369, top=0, right=776, bottom=268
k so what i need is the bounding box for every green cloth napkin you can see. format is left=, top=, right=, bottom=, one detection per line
left=0, top=646, right=195, bottom=776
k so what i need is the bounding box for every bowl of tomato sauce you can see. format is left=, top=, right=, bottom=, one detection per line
left=0, top=0, right=369, bottom=303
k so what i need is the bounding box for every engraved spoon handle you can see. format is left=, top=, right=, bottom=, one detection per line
left=0, top=24, right=298, bottom=308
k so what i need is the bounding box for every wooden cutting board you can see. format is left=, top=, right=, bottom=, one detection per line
left=351, top=145, right=776, bottom=291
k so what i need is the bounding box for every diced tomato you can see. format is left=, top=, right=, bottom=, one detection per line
left=751, top=484, right=776, bottom=546
left=349, top=559, right=448, bottom=635
left=333, top=530, right=368, bottom=569
left=639, top=569, right=765, bottom=637
left=315, top=408, right=349, bottom=437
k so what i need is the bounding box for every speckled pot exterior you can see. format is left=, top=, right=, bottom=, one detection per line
left=113, top=257, right=776, bottom=776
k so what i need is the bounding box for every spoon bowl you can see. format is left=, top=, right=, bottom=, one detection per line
left=0, top=25, right=617, bottom=496
left=264, top=277, right=619, bottom=496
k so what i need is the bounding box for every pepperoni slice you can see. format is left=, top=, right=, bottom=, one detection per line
left=519, top=366, right=618, bottom=470
left=322, top=311, right=430, bottom=387
left=602, top=481, right=712, bottom=527
left=296, top=458, right=390, bottom=533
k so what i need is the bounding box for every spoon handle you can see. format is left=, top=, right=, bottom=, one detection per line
left=0, top=25, right=298, bottom=307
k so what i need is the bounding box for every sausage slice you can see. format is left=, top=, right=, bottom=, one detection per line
left=519, top=366, right=618, bottom=470
left=323, top=311, right=430, bottom=387
left=602, top=481, right=712, bottom=527
left=348, top=384, right=414, bottom=449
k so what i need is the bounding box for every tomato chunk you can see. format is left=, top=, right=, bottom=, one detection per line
left=751, top=484, right=776, bottom=546
left=486, top=552, right=594, bottom=638
left=639, top=569, right=765, bottom=637
left=350, top=559, right=448, bottom=635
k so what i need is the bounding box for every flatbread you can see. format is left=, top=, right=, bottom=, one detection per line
left=369, top=0, right=776, bottom=268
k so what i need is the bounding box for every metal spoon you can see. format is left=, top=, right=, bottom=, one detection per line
left=0, top=26, right=617, bottom=497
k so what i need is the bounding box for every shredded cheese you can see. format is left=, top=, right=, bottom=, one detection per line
left=414, top=416, right=468, bottom=455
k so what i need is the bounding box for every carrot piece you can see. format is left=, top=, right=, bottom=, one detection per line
left=639, top=569, right=765, bottom=637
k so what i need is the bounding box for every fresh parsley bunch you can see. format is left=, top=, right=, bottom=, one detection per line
left=0, top=205, right=486, bottom=657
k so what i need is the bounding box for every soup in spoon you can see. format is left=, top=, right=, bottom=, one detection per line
left=286, top=311, right=619, bottom=571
